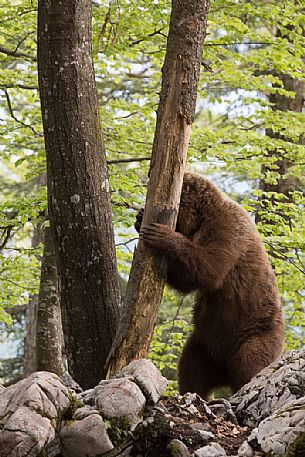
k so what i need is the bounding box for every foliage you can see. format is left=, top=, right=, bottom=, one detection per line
left=0, top=310, right=24, bottom=384
left=149, top=318, right=190, bottom=395
left=0, top=0, right=304, bottom=386
left=149, top=293, right=193, bottom=394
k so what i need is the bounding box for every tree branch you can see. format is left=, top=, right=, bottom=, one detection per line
left=107, top=157, right=150, bottom=165
left=266, top=242, right=305, bottom=275
left=111, top=201, right=141, bottom=211
left=0, top=226, right=14, bottom=250
left=0, top=83, right=38, bottom=90
left=130, top=28, right=167, bottom=46
left=116, top=238, right=138, bottom=254
left=13, top=31, right=35, bottom=54
left=2, top=89, right=41, bottom=136
left=3, top=278, right=34, bottom=290
left=204, top=41, right=274, bottom=47
left=0, top=45, right=37, bottom=61
left=7, top=304, right=27, bottom=315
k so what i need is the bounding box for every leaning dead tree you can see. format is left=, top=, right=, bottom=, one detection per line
left=107, top=0, right=211, bottom=377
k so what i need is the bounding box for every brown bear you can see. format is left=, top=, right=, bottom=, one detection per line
left=137, top=172, right=284, bottom=399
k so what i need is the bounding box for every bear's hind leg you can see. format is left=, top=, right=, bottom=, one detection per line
left=227, top=333, right=283, bottom=393
left=178, top=334, right=226, bottom=400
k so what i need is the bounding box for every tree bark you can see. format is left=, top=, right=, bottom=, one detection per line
left=37, top=0, right=121, bottom=388
left=106, top=0, right=210, bottom=377
left=256, top=75, right=305, bottom=231
left=259, top=73, right=304, bottom=198
left=23, top=223, right=43, bottom=376
left=36, top=226, right=64, bottom=375
left=257, top=26, right=305, bottom=213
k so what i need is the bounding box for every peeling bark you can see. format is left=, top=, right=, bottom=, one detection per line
left=106, top=0, right=211, bottom=377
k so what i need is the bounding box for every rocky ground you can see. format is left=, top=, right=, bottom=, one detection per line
left=1, top=350, right=305, bottom=457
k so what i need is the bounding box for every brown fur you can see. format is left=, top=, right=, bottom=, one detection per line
left=139, top=172, right=284, bottom=399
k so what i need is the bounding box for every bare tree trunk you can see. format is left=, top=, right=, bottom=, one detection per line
left=23, top=224, right=43, bottom=376
left=23, top=173, right=47, bottom=376
left=38, top=0, right=121, bottom=388
left=257, top=26, right=305, bottom=219
left=106, top=0, right=211, bottom=377
left=256, top=75, right=304, bottom=230
left=36, top=226, right=64, bottom=375
left=259, top=73, right=304, bottom=198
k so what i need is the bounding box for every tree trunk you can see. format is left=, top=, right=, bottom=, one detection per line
left=259, top=73, right=304, bottom=197
left=256, top=74, right=304, bottom=230
left=257, top=26, right=305, bottom=219
left=106, top=0, right=211, bottom=377
left=23, top=223, right=43, bottom=376
left=36, top=226, right=64, bottom=375
left=37, top=0, right=121, bottom=388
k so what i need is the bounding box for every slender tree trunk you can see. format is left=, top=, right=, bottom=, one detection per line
left=36, top=226, right=64, bottom=375
left=259, top=73, right=304, bottom=197
left=256, top=74, right=304, bottom=229
left=24, top=300, right=38, bottom=376
left=106, top=0, right=211, bottom=377
left=257, top=26, right=305, bottom=221
left=23, top=224, right=42, bottom=376
left=37, top=0, right=121, bottom=388
left=24, top=172, right=47, bottom=376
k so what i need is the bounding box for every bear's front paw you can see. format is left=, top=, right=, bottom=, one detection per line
left=140, top=223, right=174, bottom=250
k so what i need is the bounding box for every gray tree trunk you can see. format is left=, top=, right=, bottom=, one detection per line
left=259, top=73, right=304, bottom=198
left=257, top=26, right=305, bottom=217
left=36, top=226, right=64, bottom=375
left=23, top=223, right=43, bottom=376
left=37, top=0, right=121, bottom=388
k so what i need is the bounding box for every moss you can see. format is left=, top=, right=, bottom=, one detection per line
left=63, top=419, right=77, bottom=427
left=33, top=406, right=53, bottom=420
left=131, top=411, right=171, bottom=457
left=104, top=411, right=170, bottom=456
left=105, top=418, right=131, bottom=447
left=61, top=390, right=84, bottom=422
left=285, top=432, right=305, bottom=457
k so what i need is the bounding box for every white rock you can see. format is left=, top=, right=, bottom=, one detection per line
left=188, top=404, right=199, bottom=415
left=246, top=427, right=258, bottom=446
left=184, top=392, right=197, bottom=405
left=168, top=438, right=191, bottom=456
left=194, top=443, right=227, bottom=456
left=117, top=358, right=167, bottom=404
left=197, top=430, right=215, bottom=441
left=0, top=407, right=54, bottom=457
left=231, top=349, right=305, bottom=427
left=256, top=396, right=305, bottom=456
left=95, top=377, right=146, bottom=430
left=0, top=371, right=70, bottom=420
left=237, top=441, right=254, bottom=456
left=209, top=398, right=237, bottom=423
left=60, top=414, right=113, bottom=457
left=73, top=405, right=100, bottom=420
left=0, top=372, right=70, bottom=457
left=79, top=388, right=95, bottom=406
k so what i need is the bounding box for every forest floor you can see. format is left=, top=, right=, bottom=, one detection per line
left=163, top=396, right=248, bottom=453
